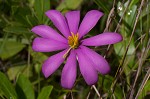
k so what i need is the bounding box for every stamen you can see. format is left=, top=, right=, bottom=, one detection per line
left=68, top=32, right=79, bottom=49
left=63, top=47, right=72, bottom=58
left=63, top=32, right=79, bottom=59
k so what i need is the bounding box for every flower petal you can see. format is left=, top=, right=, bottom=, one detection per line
left=45, top=10, right=70, bottom=38
left=80, top=46, right=110, bottom=74
left=78, top=10, right=103, bottom=39
left=76, top=48, right=98, bottom=85
left=82, top=32, right=123, bottom=46
left=42, top=50, right=67, bottom=78
left=32, top=37, right=68, bottom=52
left=61, top=50, right=77, bottom=89
left=65, top=11, right=80, bottom=34
left=31, top=25, right=67, bottom=43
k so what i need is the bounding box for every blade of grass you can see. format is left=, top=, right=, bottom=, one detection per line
left=110, top=0, right=145, bottom=98
left=94, top=0, right=109, bottom=14
left=135, top=67, right=150, bottom=98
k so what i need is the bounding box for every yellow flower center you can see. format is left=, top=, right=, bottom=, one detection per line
left=63, top=32, right=79, bottom=58
left=68, top=32, right=79, bottom=49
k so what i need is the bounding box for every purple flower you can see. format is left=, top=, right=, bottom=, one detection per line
left=31, top=10, right=123, bottom=89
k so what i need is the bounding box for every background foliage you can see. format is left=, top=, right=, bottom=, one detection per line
left=0, top=0, right=150, bottom=99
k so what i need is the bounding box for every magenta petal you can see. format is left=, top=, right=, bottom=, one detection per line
left=80, top=46, right=110, bottom=74
left=45, top=10, right=70, bottom=38
left=61, top=50, right=77, bottom=89
left=65, top=11, right=80, bottom=34
left=76, top=49, right=98, bottom=85
left=42, top=50, right=67, bottom=78
left=78, top=10, right=103, bottom=39
left=82, top=32, right=123, bottom=46
left=31, top=25, right=67, bottom=43
left=32, top=37, right=68, bottom=52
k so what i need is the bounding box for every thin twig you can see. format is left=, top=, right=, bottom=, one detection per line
left=110, top=0, right=145, bottom=98
left=92, top=85, right=102, bottom=99
left=110, top=0, right=132, bottom=98
left=71, top=91, right=74, bottom=99
left=129, top=40, right=150, bottom=99
left=115, top=0, right=131, bottom=32
left=91, top=0, right=117, bottom=98
left=86, top=87, right=93, bottom=99
left=128, top=1, right=146, bottom=98
left=63, top=94, right=66, bottom=99
left=135, top=67, right=150, bottom=99
left=104, top=7, right=115, bottom=32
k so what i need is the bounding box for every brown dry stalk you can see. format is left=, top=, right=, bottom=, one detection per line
left=109, top=0, right=146, bottom=98
left=110, top=0, right=132, bottom=98
left=129, top=41, right=149, bottom=98
left=135, top=67, right=150, bottom=98
left=128, top=0, right=146, bottom=98
left=87, top=0, right=117, bottom=98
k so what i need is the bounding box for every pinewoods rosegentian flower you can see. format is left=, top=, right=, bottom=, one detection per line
left=31, top=10, right=123, bottom=89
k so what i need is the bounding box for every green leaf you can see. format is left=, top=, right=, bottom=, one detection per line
left=16, top=74, right=35, bottom=99
left=0, top=40, right=25, bottom=60
left=65, top=0, right=83, bottom=9
left=138, top=80, right=150, bottom=99
left=30, top=46, right=48, bottom=74
left=98, top=75, right=123, bottom=98
left=34, top=63, right=42, bottom=74
left=115, top=1, right=136, bottom=57
left=34, top=0, right=50, bottom=23
left=3, top=26, right=33, bottom=39
left=3, top=26, right=32, bottom=35
left=27, top=0, right=34, bottom=6
left=139, top=1, right=150, bottom=20
left=125, top=5, right=137, bottom=28
left=114, top=38, right=135, bottom=56
left=57, top=0, right=83, bottom=11
left=0, top=72, right=18, bottom=99
left=26, top=15, right=38, bottom=27
left=129, top=0, right=139, bottom=7
left=11, top=6, right=32, bottom=26
left=94, top=0, right=109, bottom=14
left=117, top=1, right=137, bottom=28
left=37, top=85, right=53, bottom=99
left=7, top=65, right=32, bottom=80
left=30, top=47, right=48, bottom=63
left=115, top=1, right=136, bottom=81
left=7, top=65, right=26, bottom=80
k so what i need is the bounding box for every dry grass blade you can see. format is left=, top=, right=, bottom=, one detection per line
left=92, top=85, right=102, bottom=98
left=109, top=0, right=146, bottom=98
left=86, top=85, right=102, bottom=99
left=129, top=41, right=149, bottom=98
left=134, top=39, right=150, bottom=98
left=86, top=86, right=93, bottom=99
left=135, top=67, right=150, bottom=98
left=114, top=0, right=131, bottom=32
